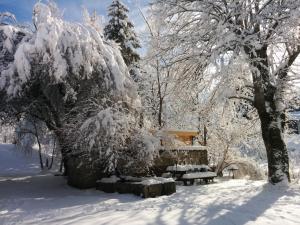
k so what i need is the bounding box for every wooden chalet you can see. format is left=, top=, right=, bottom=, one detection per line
left=151, top=129, right=208, bottom=175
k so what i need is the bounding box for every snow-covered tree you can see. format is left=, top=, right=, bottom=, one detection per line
left=104, top=0, right=141, bottom=67
left=155, top=0, right=300, bottom=184
left=139, top=8, right=200, bottom=129
left=15, top=116, right=59, bottom=170
left=0, top=12, right=17, bottom=26
left=185, top=57, right=265, bottom=174
left=82, top=8, right=104, bottom=34
left=0, top=2, right=158, bottom=188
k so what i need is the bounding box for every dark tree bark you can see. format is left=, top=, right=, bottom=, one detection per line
left=33, top=122, right=44, bottom=170
left=53, top=129, right=70, bottom=176
left=248, top=47, right=294, bottom=183
left=256, top=105, right=290, bottom=183
left=156, top=59, right=163, bottom=128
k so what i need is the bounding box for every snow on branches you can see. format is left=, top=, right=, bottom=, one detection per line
left=1, top=2, right=134, bottom=98
left=154, top=0, right=300, bottom=183
left=0, top=2, right=158, bottom=180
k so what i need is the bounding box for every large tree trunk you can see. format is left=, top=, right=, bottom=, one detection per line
left=247, top=46, right=290, bottom=184
left=52, top=128, right=70, bottom=176
left=257, top=108, right=290, bottom=183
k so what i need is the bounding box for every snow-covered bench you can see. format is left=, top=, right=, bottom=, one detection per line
left=166, top=164, right=211, bottom=172
left=179, top=172, right=217, bottom=185
left=165, top=164, right=216, bottom=185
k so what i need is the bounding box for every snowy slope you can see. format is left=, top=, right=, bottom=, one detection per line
left=0, top=144, right=300, bottom=225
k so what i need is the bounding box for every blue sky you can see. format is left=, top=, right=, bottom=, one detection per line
left=0, top=0, right=149, bottom=54
left=0, top=0, right=148, bottom=27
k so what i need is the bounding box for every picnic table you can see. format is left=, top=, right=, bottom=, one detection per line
left=166, top=164, right=217, bottom=185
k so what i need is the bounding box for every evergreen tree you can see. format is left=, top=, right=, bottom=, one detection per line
left=104, top=0, right=141, bottom=67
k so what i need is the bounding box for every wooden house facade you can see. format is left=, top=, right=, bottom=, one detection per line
left=152, top=129, right=208, bottom=175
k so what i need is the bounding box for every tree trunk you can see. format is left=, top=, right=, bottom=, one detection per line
left=36, top=137, right=44, bottom=170
left=53, top=130, right=70, bottom=176
left=156, top=59, right=163, bottom=128
left=247, top=46, right=290, bottom=184
left=33, top=121, right=44, bottom=170
left=203, top=125, right=207, bottom=146
left=257, top=108, right=290, bottom=183
left=48, top=139, right=56, bottom=169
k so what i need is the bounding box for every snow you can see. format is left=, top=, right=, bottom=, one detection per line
left=1, top=144, right=300, bottom=225
left=0, top=144, right=41, bottom=176
left=100, top=176, right=174, bottom=185
left=182, top=172, right=217, bottom=179
left=1, top=2, right=133, bottom=98
left=2, top=25, right=16, bottom=53
left=167, top=164, right=211, bottom=172
left=289, top=111, right=300, bottom=120
left=227, top=164, right=239, bottom=170
left=0, top=12, right=16, bottom=24
left=140, top=177, right=174, bottom=185
left=99, top=175, right=120, bottom=183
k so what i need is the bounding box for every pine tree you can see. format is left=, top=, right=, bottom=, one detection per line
left=104, top=0, right=141, bottom=66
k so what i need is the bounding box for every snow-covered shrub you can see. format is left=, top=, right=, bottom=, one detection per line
left=118, top=129, right=159, bottom=175
left=65, top=98, right=159, bottom=176
left=224, top=160, right=265, bottom=180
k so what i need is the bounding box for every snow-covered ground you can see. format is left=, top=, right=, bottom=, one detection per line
left=1, top=144, right=300, bottom=225
left=0, top=144, right=41, bottom=177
